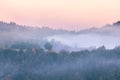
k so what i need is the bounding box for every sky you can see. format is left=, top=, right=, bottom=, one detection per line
left=0, top=0, right=120, bottom=30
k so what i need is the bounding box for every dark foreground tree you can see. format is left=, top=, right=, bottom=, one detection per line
left=44, top=42, right=52, bottom=51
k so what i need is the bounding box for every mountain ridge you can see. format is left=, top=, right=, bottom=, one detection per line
left=0, top=20, right=120, bottom=33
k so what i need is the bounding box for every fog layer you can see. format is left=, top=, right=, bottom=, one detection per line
left=48, top=33, right=120, bottom=49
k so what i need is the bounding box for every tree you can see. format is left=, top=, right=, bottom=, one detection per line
left=97, top=45, right=106, bottom=51
left=44, top=42, right=52, bottom=51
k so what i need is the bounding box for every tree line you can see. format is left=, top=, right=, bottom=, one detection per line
left=0, top=43, right=120, bottom=80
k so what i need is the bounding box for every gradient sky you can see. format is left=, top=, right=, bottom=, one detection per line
left=0, top=0, right=120, bottom=30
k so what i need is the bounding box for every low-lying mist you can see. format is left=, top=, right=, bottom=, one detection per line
left=47, top=32, right=120, bottom=49
left=1, top=21, right=120, bottom=80
left=1, top=21, right=120, bottom=50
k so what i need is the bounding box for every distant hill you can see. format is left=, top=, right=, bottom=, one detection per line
left=78, top=21, right=120, bottom=36
left=0, top=21, right=76, bottom=41
left=47, top=21, right=120, bottom=49
left=0, top=20, right=120, bottom=36
left=0, top=21, right=120, bottom=49
left=113, top=21, right=120, bottom=26
left=0, top=21, right=76, bottom=49
left=0, top=21, right=72, bottom=34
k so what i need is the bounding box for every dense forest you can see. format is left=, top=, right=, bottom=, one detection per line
left=0, top=42, right=120, bottom=80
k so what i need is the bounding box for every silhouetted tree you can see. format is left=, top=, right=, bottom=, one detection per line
left=44, top=42, right=52, bottom=51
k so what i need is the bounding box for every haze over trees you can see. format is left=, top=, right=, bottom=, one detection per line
left=0, top=21, right=120, bottom=80
left=0, top=21, right=120, bottom=50
left=0, top=44, right=120, bottom=80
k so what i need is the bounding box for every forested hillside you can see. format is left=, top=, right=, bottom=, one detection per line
left=0, top=45, right=120, bottom=80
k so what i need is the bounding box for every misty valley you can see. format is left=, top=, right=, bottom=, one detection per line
left=0, top=21, right=120, bottom=80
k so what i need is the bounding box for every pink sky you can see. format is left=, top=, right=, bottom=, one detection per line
left=0, top=0, right=120, bottom=30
